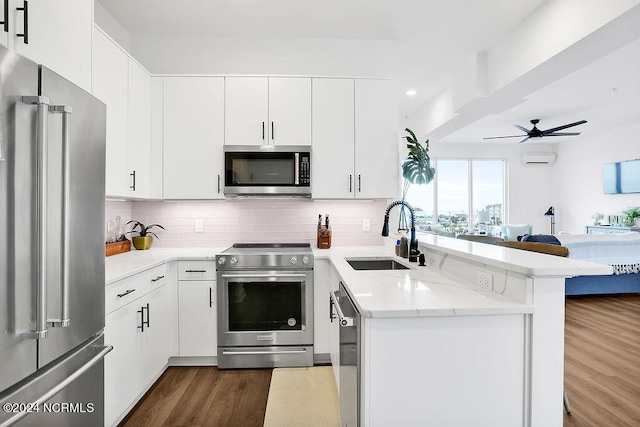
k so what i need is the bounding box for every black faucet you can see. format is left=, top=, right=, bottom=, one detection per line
left=382, top=200, right=420, bottom=262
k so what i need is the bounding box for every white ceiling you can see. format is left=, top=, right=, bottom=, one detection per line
left=96, top=0, right=639, bottom=141
left=440, top=36, right=640, bottom=143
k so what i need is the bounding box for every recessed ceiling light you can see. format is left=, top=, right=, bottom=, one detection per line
left=406, top=89, right=417, bottom=96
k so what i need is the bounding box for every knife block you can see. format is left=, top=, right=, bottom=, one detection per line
left=317, top=227, right=332, bottom=249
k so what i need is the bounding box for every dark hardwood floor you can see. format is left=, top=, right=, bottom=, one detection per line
left=119, top=367, right=272, bottom=427
left=118, top=295, right=640, bottom=426
left=563, top=294, right=640, bottom=426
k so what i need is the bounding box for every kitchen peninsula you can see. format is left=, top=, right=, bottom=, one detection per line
left=104, top=237, right=611, bottom=427
left=318, top=236, right=611, bottom=427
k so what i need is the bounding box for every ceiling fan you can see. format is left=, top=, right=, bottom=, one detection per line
left=483, top=119, right=587, bottom=143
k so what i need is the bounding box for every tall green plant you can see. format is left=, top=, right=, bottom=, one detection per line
left=398, top=128, right=435, bottom=231
left=402, top=128, right=435, bottom=197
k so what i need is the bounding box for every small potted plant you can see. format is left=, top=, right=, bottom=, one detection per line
left=126, top=221, right=166, bottom=250
left=623, top=207, right=640, bottom=227
left=591, top=212, right=604, bottom=225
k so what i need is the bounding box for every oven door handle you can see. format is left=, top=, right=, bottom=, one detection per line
left=220, top=273, right=307, bottom=279
left=221, top=349, right=308, bottom=355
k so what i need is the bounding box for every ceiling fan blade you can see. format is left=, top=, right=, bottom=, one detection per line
left=518, top=136, right=530, bottom=143
left=483, top=135, right=526, bottom=140
left=542, top=120, right=587, bottom=134
left=514, top=124, right=530, bottom=133
left=545, top=132, right=581, bottom=136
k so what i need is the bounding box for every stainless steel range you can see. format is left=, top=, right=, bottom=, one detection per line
left=216, top=243, right=314, bottom=369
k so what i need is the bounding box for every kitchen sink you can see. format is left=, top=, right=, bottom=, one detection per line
left=346, top=258, right=410, bottom=271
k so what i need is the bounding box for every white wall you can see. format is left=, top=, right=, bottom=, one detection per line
left=94, top=2, right=132, bottom=53
left=552, top=121, right=640, bottom=234
left=131, top=35, right=397, bottom=78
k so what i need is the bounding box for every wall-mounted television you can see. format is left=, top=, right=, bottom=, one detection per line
left=603, top=159, right=640, bottom=194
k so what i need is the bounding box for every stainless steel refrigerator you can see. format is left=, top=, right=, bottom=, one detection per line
left=0, top=45, right=111, bottom=426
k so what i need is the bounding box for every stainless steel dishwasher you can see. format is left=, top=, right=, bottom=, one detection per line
left=330, top=282, right=360, bottom=427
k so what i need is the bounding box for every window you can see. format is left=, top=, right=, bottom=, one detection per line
left=404, top=159, right=505, bottom=236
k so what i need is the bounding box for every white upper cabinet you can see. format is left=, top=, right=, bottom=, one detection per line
left=3, top=0, right=92, bottom=91
left=225, top=77, right=268, bottom=145
left=93, top=27, right=155, bottom=200
left=268, top=77, right=312, bottom=146
left=225, top=77, right=311, bottom=146
left=162, top=76, right=225, bottom=199
left=92, top=28, right=129, bottom=198
left=312, top=78, right=355, bottom=198
left=354, top=79, right=400, bottom=199
left=312, top=78, right=399, bottom=199
left=127, top=59, right=152, bottom=199
left=149, top=77, right=164, bottom=199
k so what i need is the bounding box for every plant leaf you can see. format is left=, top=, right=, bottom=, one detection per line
left=402, top=128, right=435, bottom=186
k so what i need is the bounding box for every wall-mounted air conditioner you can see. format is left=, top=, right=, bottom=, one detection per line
left=521, top=152, right=556, bottom=165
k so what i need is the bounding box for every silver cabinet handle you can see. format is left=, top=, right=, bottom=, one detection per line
left=185, top=269, right=207, bottom=273
left=151, top=275, right=165, bottom=282
left=217, top=174, right=221, bottom=193
left=48, top=105, right=72, bottom=328
left=130, top=170, right=136, bottom=191
left=271, top=121, right=274, bottom=141
left=117, top=289, right=136, bottom=298
left=358, top=174, right=362, bottom=192
left=21, top=96, right=50, bottom=340
left=0, top=0, right=8, bottom=32
left=16, top=0, right=28, bottom=44
left=349, top=174, right=352, bottom=193
left=262, top=121, right=265, bottom=140
left=330, top=290, right=354, bottom=327
left=209, top=287, right=213, bottom=308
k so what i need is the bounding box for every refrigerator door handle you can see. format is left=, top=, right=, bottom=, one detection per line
left=47, top=105, right=72, bottom=328
left=21, top=96, right=50, bottom=340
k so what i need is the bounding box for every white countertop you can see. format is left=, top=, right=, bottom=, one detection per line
left=417, top=234, right=613, bottom=277
left=314, top=246, right=533, bottom=318
left=105, top=247, right=223, bottom=284
left=105, top=237, right=613, bottom=318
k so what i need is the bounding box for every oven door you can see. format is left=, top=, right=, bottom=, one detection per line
left=217, top=270, right=314, bottom=347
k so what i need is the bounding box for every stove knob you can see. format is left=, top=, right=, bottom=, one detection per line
left=302, top=256, right=310, bottom=265
left=290, top=256, right=298, bottom=265
left=230, top=257, right=238, bottom=265
left=217, top=257, right=226, bottom=265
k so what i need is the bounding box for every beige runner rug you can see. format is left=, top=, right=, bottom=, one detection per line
left=263, top=366, right=341, bottom=427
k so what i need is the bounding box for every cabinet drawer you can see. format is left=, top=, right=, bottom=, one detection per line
left=178, top=261, right=216, bottom=280
left=106, top=264, right=168, bottom=314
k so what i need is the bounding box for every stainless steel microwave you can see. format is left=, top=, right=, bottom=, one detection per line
left=223, top=145, right=311, bottom=196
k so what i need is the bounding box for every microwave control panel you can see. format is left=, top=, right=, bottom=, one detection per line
left=299, top=154, right=310, bottom=185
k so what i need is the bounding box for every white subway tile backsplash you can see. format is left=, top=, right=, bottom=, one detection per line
left=107, top=198, right=387, bottom=248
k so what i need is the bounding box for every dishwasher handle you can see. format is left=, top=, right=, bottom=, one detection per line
left=330, top=290, right=354, bottom=327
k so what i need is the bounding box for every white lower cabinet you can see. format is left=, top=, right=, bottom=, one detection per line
left=177, top=261, right=217, bottom=357
left=178, top=280, right=217, bottom=356
left=104, top=265, right=175, bottom=427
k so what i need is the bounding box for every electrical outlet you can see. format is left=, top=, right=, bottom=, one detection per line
left=195, top=218, right=204, bottom=233
left=362, top=218, right=371, bottom=232
left=477, top=271, right=493, bottom=290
